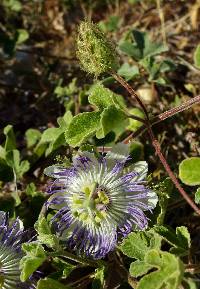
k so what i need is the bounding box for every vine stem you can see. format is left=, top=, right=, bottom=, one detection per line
left=111, top=72, right=200, bottom=216
left=48, top=251, right=101, bottom=267
left=123, top=94, right=200, bottom=143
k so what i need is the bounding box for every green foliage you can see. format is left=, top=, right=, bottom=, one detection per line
left=35, top=217, right=60, bottom=250
left=0, top=125, right=30, bottom=181
left=92, top=265, right=106, bottom=289
left=37, top=278, right=70, bottom=289
left=140, top=57, right=175, bottom=84
left=2, top=0, right=22, bottom=11
left=136, top=250, right=184, bottom=289
left=20, top=243, right=46, bottom=281
left=119, top=29, right=174, bottom=84
left=51, top=257, right=76, bottom=279
left=119, top=30, right=168, bottom=61
left=127, top=108, right=145, bottom=131
left=117, top=63, right=139, bottom=81
left=154, top=178, right=173, bottom=225
left=119, top=230, right=161, bottom=261
left=6, top=149, right=30, bottom=179
left=76, top=21, right=118, bottom=76
left=194, top=44, right=200, bottom=68
left=65, top=83, right=128, bottom=146
left=65, top=111, right=102, bottom=147
left=179, top=157, right=200, bottom=186
left=25, top=129, right=41, bottom=148
left=99, top=15, right=122, bottom=32
left=154, top=225, right=191, bottom=255
left=129, top=260, right=152, bottom=277
left=195, top=187, right=200, bottom=204
left=35, top=111, right=72, bottom=156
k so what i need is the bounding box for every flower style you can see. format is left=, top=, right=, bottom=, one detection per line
left=45, top=143, right=158, bottom=259
left=0, top=211, right=37, bottom=289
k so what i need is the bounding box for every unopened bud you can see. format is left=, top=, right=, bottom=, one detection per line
left=76, top=21, right=118, bottom=76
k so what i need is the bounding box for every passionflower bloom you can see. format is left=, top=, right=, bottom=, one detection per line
left=45, top=144, right=158, bottom=259
left=0, top=211, right=37, bottom=289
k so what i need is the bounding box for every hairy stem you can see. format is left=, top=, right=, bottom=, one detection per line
left=111, top=71, right=150, bottom=120
left=112, top=73, right=200, bottom=215
left=123, top=94, right=200, bottom=143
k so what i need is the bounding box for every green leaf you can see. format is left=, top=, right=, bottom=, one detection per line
left=20, top=243, right=46, bottom=281
left=119, top=40, right=142, bottom=61
left=118, top=63, right=139, bottom=81
left=154, top=225, right=190, bottom=255
left=179, top=157, right=200, bottom=186
left=119, top=30, right=168, bottom=61
left=25, top=183, right=41, bottom=197
left=40, top=128, right=62, bottom=143
left=129, top=260, right=152, bottom=277
left=3, top=125, right=16, bottom=152
left=37, top=278, right=69, bottom=289
left=6, top=149, right=20, bottom=171
left=25, top=129, right=41, bottom=148
left=119, top=230, right=161, bottom=260
left=52, top=257, right=76, bottom=279
left=6, top=149, right=30, bottom=178
left=195, top=187, right=200, bottom=204
left=92, top=265, right=106, bottom=289
left=194, top=44, right=200, bottom=68
left=154, top=178, right=173, bottom=225
left=65, top=111, right=101, bottom=147
left=99, top=15, right=121, bottom=32
left=137, top=250, right=184, bottom=289
left=38, top=111, right=72, bottom=156
left=2, top=0, right=22, bottom=11
left=35, top=217, right=60, bottom=249
left=16, top=29, right=29, bottom=45
left=96, top=105, right=128, bottom=139
left=127, top=108, right=145, bottom=131
left=88, top=83, right=117, bottom=110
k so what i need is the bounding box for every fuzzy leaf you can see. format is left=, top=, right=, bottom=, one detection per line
left=119, top=231, right=161, bottom=260
left=195, top=187, right=200, bottom=204
left=20, top=243, right=46, bottom=282
left=179, top=157, right=200, bottom=186
left=35, top=217, right=60, bottom=249
left=137, top=250, right=184, bottom=289
left=129, top=260, right=152, bottom=277
left=65, top=111, right=101, bottom=147
left=96, top=105, right=128, bottom=138
left=89, top=83, right=115, bottom=110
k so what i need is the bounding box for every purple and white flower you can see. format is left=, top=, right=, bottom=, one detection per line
left=44, top=143, right=158, bottom=259
left=0, top=211, right=37, bottom=289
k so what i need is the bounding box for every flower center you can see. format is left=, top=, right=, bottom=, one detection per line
left=71, top=183, right=110, bottom=225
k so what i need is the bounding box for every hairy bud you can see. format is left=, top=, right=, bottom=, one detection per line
left=76, top=21, right=118, bottom=76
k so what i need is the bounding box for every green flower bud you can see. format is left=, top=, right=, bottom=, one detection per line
left=76, top=21, right=118, bottom=76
